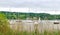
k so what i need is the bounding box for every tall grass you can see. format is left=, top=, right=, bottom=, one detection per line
left=6, top=30, right=60, bottom=35
left=1, top=29, right=60, bottom=35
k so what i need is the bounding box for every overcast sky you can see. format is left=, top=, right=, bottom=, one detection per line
left=0, top=0, right=60, bottom=14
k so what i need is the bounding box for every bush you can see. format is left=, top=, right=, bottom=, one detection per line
left=0, top=13, right=11, bottom=35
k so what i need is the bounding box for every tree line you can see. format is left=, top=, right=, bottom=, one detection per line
left=0, top=11, right=60, bottom=20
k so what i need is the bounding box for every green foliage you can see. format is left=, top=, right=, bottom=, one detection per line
left=0, top=11, right=60, bottom=20
left=0, top=13, right=13, bottom=35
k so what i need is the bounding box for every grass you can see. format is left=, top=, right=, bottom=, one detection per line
left=4, top=30, right=60, bottom=35
left=1, top=30, right=60, bottom=35
left=1, top=29, right=60, bottom=35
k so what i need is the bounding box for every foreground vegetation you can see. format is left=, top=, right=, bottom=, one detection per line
left=1, top=30, right=60, bottom=35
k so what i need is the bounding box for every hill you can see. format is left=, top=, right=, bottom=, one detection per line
left=0, top=11, right=60, bottom=20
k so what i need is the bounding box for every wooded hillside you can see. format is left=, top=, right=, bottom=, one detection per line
left=0, top=11, right=60, bottom=20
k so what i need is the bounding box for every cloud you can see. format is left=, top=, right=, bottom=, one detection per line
left=0, top=0, right=60, bottom=10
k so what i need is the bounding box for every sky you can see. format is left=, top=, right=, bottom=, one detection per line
left=0, top=0, right=60, bottom=14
